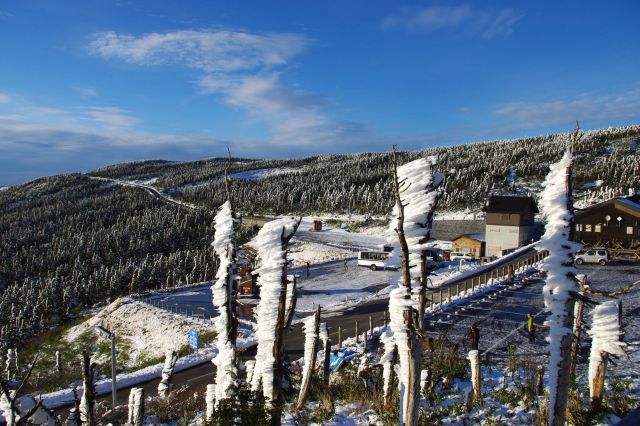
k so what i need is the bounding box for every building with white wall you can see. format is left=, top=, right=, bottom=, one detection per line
left=485, top=195, right=538, bottom=257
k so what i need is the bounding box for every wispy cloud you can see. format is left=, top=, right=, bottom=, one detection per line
left=88, top=28, right=371, bottom=147
left=77, top=106, right=139, bottom=128
left=0, top=10, right=13, bottom=19
left=495, top=89, right=640, bottom=131
left=73, top=86, right=98, bottom=98
left=89, top=29, right=306, bottom=73
left=382, top=4, right=522, bottom=39
left=0, top=93, right=10, bottom=103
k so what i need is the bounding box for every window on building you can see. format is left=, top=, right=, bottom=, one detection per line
left=576, top=224, right=583, bottom=231
left=594, top=224, right=601, bottom=233
left=627, top=226, right=634, bottom=235
left=585, top=224, right=592, bottom=232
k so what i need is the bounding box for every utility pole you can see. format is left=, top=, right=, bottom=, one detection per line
left=96, top=325, right=117, bottom=407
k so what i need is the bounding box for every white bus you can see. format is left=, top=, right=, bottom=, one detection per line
left=357, top=250, right=390, bottom=270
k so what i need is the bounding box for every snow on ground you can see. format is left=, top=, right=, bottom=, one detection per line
left=434, top=210, right=486, bottom=220
left=64, top=297, right=213, bottom=366
left=229, top=167, right=300, bottom=180
left=293, top=260, right=395, bottom=313
left=293, top=217, right=387, bottom=251
left=288, top=240, right=354, bottom=268
left=130, top=177, right=159, bottom=186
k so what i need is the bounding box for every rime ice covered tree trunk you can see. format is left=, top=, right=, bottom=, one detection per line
left=79, top=351, right=96, bottom=426
left=537, top=130, right=583, bottom=426
left=157, top=351, right=178, bottom=398
left=387, top=149, right=444, bottom=425
left=588, top=300, right=625, bottom=412
left=250, top=217, right=300, bottom=422
left=380, top=329, right=397, bottom=407
left=211, top=200, right=239, bottom=403
left=319, top=322, right=331, bottom=385
left=296, top=305, right=320, bottom=409
left=127, top=387, right=144, bottom=426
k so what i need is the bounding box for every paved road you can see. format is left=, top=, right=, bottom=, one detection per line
left=52, top=247, right=542, bottom=414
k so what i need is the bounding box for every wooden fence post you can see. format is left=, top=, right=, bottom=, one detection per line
left=369, top=315, right=373, bottom=334
left=355, top=320, right=359, bottom=344
left=338, top=326, right=342, bottom=348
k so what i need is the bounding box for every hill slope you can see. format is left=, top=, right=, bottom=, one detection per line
left=1, top=125, right=639, bottom=349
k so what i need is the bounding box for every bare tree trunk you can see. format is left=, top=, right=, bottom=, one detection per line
left=284, top=277, right=297, bottom=329
left=321, top=325, right=331, bottom=385
left=590, top=352, right=608, bottom=413
left=296, top=306, right=320, bottom=409
left=569, top=298, right=584, bottom=380
left=79, top=351, right=96, bottom=426
left=551, top=297, right=575, bottom=426
left=536, top=365, right=545, bottom=396
left=391, top=147, right=422, bottom=426
left=127, top=387, right=144, bottom=426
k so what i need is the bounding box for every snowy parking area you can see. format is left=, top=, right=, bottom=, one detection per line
left=293, top=259, right=396, bottom=313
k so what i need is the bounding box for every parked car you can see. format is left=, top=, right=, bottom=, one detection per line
left=449, top=252, right=474, bottom=261
left=575, top=248, right=610, bottom=265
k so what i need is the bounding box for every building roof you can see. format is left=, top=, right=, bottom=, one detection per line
left=484, top=195, right=538, bottom=214
left=452, top=233, right=486, bottom=242
left=575, top=194, right=640, bottom=217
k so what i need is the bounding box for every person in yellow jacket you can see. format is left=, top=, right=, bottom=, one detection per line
left=527, top=312, right=536, bottom=343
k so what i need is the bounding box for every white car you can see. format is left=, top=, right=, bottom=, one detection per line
left=575, top=248, right=609, bottom=266
left=449, top=252, right=474, bottom=261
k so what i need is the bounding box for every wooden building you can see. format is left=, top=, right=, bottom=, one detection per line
left=485, top=195, right=538, bottom=257
left=574, top=194, right=640, bottom=248
left=238, top=266, right=258, bottom=297
left=451, top=234, right=485, bottom=258
left=312, top=220, right=323, bottom=232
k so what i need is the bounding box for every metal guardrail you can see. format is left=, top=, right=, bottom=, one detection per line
left=427, top=248, right=549, bottom=307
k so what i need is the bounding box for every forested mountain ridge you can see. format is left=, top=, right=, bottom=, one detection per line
left=93, top=125, right=640, bottom=215
left=1, top=125, right=639, bottom=349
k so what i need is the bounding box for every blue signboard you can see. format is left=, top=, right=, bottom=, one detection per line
left=188, top=329, right=198, bottom=350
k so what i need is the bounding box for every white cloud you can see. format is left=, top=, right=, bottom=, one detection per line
left=77, top=106, right=139, bottom=128
left=73, top=86, right=98, bottom=98
left=88, top=28, right=367, bottom=148
left=89, top=29, right=307, bottom=73
left=0, top=93, right=10, bottom=103
left=495, top=89, right=640, bottom=130
left=382, top=4, right=522, bottom=39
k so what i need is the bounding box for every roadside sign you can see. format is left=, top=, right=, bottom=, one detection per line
left=189, top=329, right=198, bottom=350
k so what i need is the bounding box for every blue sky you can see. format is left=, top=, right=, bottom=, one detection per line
left=1, top=1, right=639, bottom=185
